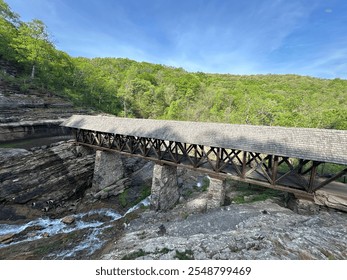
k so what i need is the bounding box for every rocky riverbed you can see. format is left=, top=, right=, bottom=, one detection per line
left=0, top=140, right=153, bottom=259
left=101, top=198, right=347, bottom=260
left=0, top=199, right=150, bottom=260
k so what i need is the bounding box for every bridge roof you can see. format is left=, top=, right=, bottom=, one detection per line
left=61, top=115, right=347, bottom=165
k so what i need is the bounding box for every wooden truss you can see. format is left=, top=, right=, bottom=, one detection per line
left=74, top=129, right=347, bottom=197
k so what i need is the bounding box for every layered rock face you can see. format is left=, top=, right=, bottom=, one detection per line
left=0, top=77, right=92, bottom=142
left=0, top=141, right=156, bottom=221
left=0, top=141, right=95, bottom=220
left=0, top=80, right=71, bottom=141
left=0, top=79, right=84, bottom=124
left=0, top=119, right=71, bottom=142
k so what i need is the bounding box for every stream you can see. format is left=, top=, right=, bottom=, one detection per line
left=0, top=197, right=151, bottom=259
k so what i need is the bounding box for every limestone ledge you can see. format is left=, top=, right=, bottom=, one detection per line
left=0, top=119, right=69, bottom=142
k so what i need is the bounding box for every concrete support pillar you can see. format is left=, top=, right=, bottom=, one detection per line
left=206, top=177, right=226, bottom=209
left=151, top=164, right=179, bottom=211
left=91, top=151, right=125, bottom=199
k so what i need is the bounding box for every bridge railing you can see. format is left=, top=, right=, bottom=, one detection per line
left=73, top=128, right=347, bottom=197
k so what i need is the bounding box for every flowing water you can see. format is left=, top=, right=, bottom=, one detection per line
left=0, top=197, right=151, bottom=259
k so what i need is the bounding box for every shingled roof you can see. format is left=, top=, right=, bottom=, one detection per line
left=61, top=115, right=347, bottom=165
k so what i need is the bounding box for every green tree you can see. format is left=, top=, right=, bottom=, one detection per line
left=0, top=0, right=20, bottom=60
left=11, top=19, right=53, bottom=79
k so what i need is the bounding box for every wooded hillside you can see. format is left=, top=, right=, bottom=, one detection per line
left=1, top=0, right=346, bottom=129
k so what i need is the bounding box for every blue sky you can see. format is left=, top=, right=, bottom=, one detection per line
left=5, top=0, right=347, bottom=79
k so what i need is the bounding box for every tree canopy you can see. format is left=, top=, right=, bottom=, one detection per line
left=0, top=0, right=346, bottom=130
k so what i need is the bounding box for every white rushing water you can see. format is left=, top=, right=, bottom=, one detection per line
left=55, top=198, right=150, bottom=259
left=0, top=197, right=151, bottom=258
left=124, top=196, right=151, bottom=215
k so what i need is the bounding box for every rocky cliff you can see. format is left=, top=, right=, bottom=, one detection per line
left=0, top=141, right=154, bottom=222
left=0, top=80, right=91, bottom=142
left=0, top=60, right=94, bottom=142
left=0, top=141, right=95, bottom=220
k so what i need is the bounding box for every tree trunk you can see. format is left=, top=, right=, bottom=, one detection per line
left=123, top=99, right=127, bottom=117
left=31, top=64, right=35, bottom=79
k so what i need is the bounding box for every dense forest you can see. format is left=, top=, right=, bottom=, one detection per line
left=1, top=0, right=346, bottom=129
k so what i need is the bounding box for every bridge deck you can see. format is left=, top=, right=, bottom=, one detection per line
left=62, top=115, right=347, bottom=165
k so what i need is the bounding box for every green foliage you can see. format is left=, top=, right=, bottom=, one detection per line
left=232, top=183, right=283, bottom=204
left=119, top=190, right=128, bottom=208
left=121, top=249, right=147, bottom=260
left=175, top=250, right=194, bottom=260
left=0, top=0, right=19, bottom=61
left=192, top=177, right=210, bottom=192
left=10, top=19, right=53, bottom=79
left=0, top=0, right=346, bottom=130
left=121, top=248, right=172, bottom=260
left=201, top=177, right=210, bottom=191
left=181, top=212, right=190, bottom=220
left=158, top=247, right=170, bottom=254
left=131, top=185, right=151, bottom=207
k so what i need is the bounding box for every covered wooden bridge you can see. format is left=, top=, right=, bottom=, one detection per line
left=61, top=115, right=347, bottom=209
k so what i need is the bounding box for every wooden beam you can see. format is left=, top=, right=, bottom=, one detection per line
left=313, top=167, right=347, bottom=191
left=271, top=155, right=279, bottom=185
left=241, top=151, right=247, bottom=179
left=301, top=160, right=320, bottom=176
left=308, top=161, right=320, bottom=193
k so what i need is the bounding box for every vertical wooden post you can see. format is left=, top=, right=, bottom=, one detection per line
left=241, top=151, right=247, bottom=179
left=272, top=155, right=279, bottom=185
left=194, top=144, right=198, bottom=168
left=308, top=161, right=319, bottom=193
left=298, top=159, right=304, bottom=174
left=268, top=155, right=273, bottom=170
left=174, top=142, right=179, bottom=163
left=73, top=129, right=78, bottom=142
left=215, top=147, right=221, bottom=171
left=144, top=138, right=149, bottom=156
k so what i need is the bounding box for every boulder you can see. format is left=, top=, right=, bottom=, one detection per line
left=314, top=187, right=347, bottom=212
left=186, top=198, right=207, bottom=213
left=61, top=215, right=75, bottom=225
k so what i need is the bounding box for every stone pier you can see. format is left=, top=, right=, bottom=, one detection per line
left=151, top=164, right=180, bottom=211
left=206, top=177, right=226, bottom=209
left=90, top=150, right=127, bottom=199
